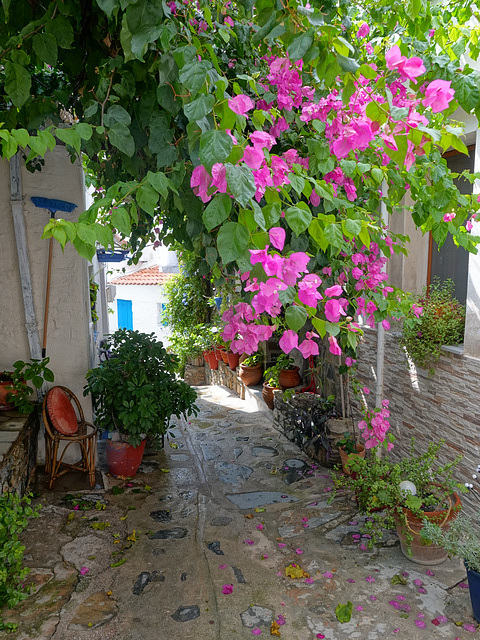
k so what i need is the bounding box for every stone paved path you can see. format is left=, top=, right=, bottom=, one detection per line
left=6, top=385, right=478, bottom=639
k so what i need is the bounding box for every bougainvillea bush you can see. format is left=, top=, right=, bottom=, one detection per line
left=1, top=0, right=480, bottom=368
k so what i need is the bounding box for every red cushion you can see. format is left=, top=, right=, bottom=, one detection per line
left=46, top=388, right=79, bottom=436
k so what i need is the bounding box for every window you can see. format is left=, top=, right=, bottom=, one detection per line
left=428, top=147, right=474, bottom=306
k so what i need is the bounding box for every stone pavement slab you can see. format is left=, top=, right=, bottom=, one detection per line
left=5, top=384, right=478, bottom=639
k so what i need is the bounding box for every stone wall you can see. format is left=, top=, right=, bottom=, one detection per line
left=204, top=361, right=246, bottom=399
left=354, top=328, right=480, bottom=514
left=0, top=410, right=39, bottom=495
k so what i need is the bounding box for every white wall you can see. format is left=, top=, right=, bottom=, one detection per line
left=109, top=284, right=172, bottom=346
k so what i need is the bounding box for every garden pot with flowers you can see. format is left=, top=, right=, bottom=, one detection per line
left=337, top=432, right=365, bottom=475
left=335, top=438, right=465, bottom=565
left=262, top=362, right=282, bottom=410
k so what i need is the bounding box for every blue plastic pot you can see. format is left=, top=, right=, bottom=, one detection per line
left=466, top=563, right=480, bottom=622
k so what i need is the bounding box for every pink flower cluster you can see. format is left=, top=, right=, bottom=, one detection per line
left=358, top=398, right=393, bottom=449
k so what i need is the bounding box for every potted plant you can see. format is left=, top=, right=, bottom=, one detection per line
left=277, top=353, right=301, bottom=390
left=238, top=351, right=263, bottom=387
left=337, top=432, right=365, bottom=474
left=0, top=358, right=54, bottom=413
left=421, top=510, right=480, bottom=621
left=84, top=329, right=198, bottom=476
left=401, top=278, right=465, bottom=376
left=334, top=439, right=465, bottom=564
left=262, top=362, right=282, bottom=410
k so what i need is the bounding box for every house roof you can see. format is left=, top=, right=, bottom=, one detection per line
left=110, top=266, right=175, bottom=286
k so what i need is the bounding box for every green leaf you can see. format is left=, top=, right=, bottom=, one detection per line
left=72, top=236, right=96, bottom=261
left=451, top=75, right=480, bottom=113
left=217, top=222, right=250, bottom=264
left=32, top=33, right=58, bottom=66
left=342, top=219, right=362, bottom=238
left=287, top=30, right=314, bottom=61
left=110, top=208, right=131, bottom=236
left=136, top=183, right=159, bottom=216
left=285, top=306, right=308, bottom=332
left=252, top=201, right=266, bottom=231
left=285, top=205, right=312, bottom=236
left=108, top=123, right=135, bottom=157
left=76, top=123, right=92, bottom=140
left=199, top=130, right=232, bottom=170
left=104, top=105, right=132, bottom=128
left=312, top=317, right=326, bottom=338
left=383, top=134, right=408, bottom=166
left=45, top=15, right=74, bottom=48
left=337, top=55, right=360, bottom=73
left=147, top=171, right=170, bottom=199
left=391, top=574, right=408, bottom=586
left=11, top=129, right=29, bottom=148
left=184, top=94, right=215, bottom=121
left=262, top=202, right=281, bottom=227
left=203, top=193, right=232, bottom=231
left=323, top=223, right=344, bottom=247
left=226, top=164, right=256, bottom=208
left=55, top=127, right=82, bottom=153
left=4, top=62, right=31, bottom=108
left=335, top=602, right=353, bottom=624
left=179, top=60, right=211, bottom=97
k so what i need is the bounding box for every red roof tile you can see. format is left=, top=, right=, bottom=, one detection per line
left=110, top=266, right=175, bottom=286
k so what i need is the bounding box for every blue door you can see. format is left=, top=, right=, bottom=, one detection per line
left=117, top=299, right=133, bottom=330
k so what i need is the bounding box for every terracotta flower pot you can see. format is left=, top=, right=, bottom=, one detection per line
left=221, top=350, right=229, bottom=364
left=279, top=366, right=301, bottom=390
left=227, top=351, right=240, bottom=371
left=206, top=351, right=218, bottom=370
left=238, top=363, right=262, bottom=387
left=262, top=383, right=279, bottom=410
left=338, top=443, right=365, bottom=475
left=395, top=486, right=461, bottom=565
left=106, top=439, right=146, bottom=477
left=0, top=379, right=16, bottom=411
left=215, top=348, right=224, bottom=362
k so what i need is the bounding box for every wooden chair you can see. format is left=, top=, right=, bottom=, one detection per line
left=42, top=386, right=98, bottom=490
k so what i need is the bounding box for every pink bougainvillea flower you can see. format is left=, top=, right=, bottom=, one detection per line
left=423, top=79, right=455, bottom=113
left=385, top=45, right=426, bottom=81
left=418, top=587, right=426, bottom=594
left=269, top=227, right=286, bottom=251
left=298, top=274, right=323, bottom=307
left=276, top=615, right=286, bottom=626
left=356, top=605, right=364, bottom=611
left=211, top=163, right=227, bottom=193
left=413, top=579, right=423, bottom=586
left=243, top=146, right=265, bottom=170
left=436, top=616, right=448, bottom=624
left=80, top=567, right=89, bottom=576
left=224, top=16, right=234, bottom=26
left=328, top=335, right=342, bottom=356
left=417, top=612, right=425, bottom=618
left=365, top=576, right=375, bottom=583
left=316, top=634, right=325, bottom=639
left=370, top=595, right=377, bottom=601
left=256, top=524, right=264, bottom=530
left=464, top=624, right=477, bottom=632
left=295, top=548, right=303, bottom=555
left=323, top=571, right=333, bottom=579
left=443, top=212, right=455, bottom=222
left=278, top=543, right=286, bottom=548
left=299, top=335, right=320, bottom=358
left=415, top=620, right=426, bottom=629
left=349, top=520, right=358, bottom=525
left=191, top=164, right=212, bottom=203
left=222, top=584, right=233, bottom=594
left=466, top=220, right=473, bottom=231
left=345, top=357, right=356, bottom=366
left=325, top=284, right=343, bottom=297
left=458, top=582, right=469, bottom=588
left=396, top=595, right=406, bottom=601
left=251, top=628, right=262, bottom=636
left=425, top=569, right=435, bottom=576
left=363, top=387, right=370, bottom=395
left=305, top=577, right=314, bottom=584
left=73, top=505, right=79, bottom=510
left=219, top=564, right=228, bottom=569
left=228, top=94, right=255, bottom=117
left=244, top=539, right=254, bottom=545
left=393, top=629, right=400, bottom=634
left=357, top=22, right=370, bottom=38
left=250, top=131, right=276, bottom=150
left=324, top=298, right=346, bottom=323
left=279, top=329, right=298, bottom=354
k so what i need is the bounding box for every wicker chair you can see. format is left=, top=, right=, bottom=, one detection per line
left=42, top=386, right=98, bottom=490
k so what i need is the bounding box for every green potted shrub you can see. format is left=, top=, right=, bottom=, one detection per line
left=401, top=278, right=465, bottom=375
left=336, top=432, right=365, bottom=475
left=0, top=358, right=54, bottom=413
left=333, top=439, right=465, bottom=564
left=276, top=353, right=301, bottom=390
left=262, top=362, right=282, bottom=410
left=238, top=351, right=263, bottom=387
left=84, top=329, right=198, bottom=476
left=421, top=510, right=480, bottom=620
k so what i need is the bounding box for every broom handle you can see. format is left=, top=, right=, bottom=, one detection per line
left=42, top=233, right=54, bottom=358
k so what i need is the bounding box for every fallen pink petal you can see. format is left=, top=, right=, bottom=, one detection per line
left=370, top=596, right=377, bottom=601
left=426, top=569, right=435, bottom=576
left=323, top=571, right=333, bottom=579
left=295, top=548, right=303, bottom=555
left=464, top=624, right=477, bottom=632
left=413, top=579, right=423, bottom=586
left=365, top=576, right=375, bottom=583
left=356, top=605, right=364, bottom=611
left=347, top=579, right=355, bottom=583
left=222, top=584, right=233, bottom=594
left=316, top=634, right=325, bottom=639
left=418, top=587, right=426, bottom=594
left=278, top=543, right=286, bottom=548
left=79, top=567, right=89, bottom=576
left=415, top=620, right=426, bottom=629
left=305, top=577, right=314, bottom=584
left=218, top=564, right=228, bottom=569
left=277, top=615, right=286, bottom=626
left=251, top=628, right=262, bottom=636
left=256, top=524, right=264, bottom=530
left=458, top=582, right=469, bottom=589
left=245, top=540, right=254, bottom=545
left=359, top=543, right=368, bottom=550
left=437, top=616, right=448, bottom=624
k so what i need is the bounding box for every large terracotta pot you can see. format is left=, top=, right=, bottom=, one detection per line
left=215, top=348, right=224, bottom=362
left=106, top=439, right=146, bottom=477
left=279, top=366, right=301, bottom=390
left=338, top=443, right=365, bottom=475
left=395, top=486, right=461, bottom=565
left=221, top=350, right=229, bottom=364
left=227, top=351, right=240, bottom=371
left=238, top=363, right=262, bottom=387
left=262, top=383, right=279, bottom=410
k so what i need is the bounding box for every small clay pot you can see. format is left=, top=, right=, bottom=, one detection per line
left=279, top=366, right=301, bottom=390
left=338, top=443, right=365, bottom=475
left=227, top=351, right=240, bottom=371
left=262, top=382, right=279, bottom=410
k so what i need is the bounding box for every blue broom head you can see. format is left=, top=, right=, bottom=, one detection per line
left=31, top=197, right=77, bottom=214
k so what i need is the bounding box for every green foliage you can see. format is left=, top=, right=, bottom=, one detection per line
left=241, top=351, right=263, bottom=367
left=421, top=511, right=480, bottom=572
left=264, top=354, right=296, bottom=387
left=401, top=278, right=466, bottom=375
left=332, top=439, right=465, bottom=551
left=1, top=358, right=54, bottom=414
left=84, top=329, right=198, bottom=446
left=337, top=432, right=357, bottom=455
left=0, top=493, right=40, bottom=631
